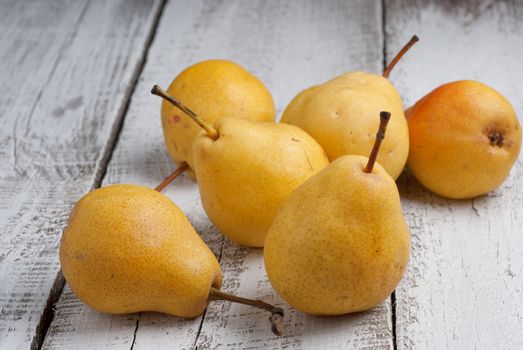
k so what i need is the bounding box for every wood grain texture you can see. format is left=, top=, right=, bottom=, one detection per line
left=43, top=0, right=395, bottom=349
left=196, top=1, right=392, bottom=349
left=0, top=0, right=163, bottom=349
left=385, top=1, right=523, bottom=349
left=193, top=1, right=394, bottom=346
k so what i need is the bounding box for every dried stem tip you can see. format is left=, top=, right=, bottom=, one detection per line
left=151, top=85, right=219, bottom=140
left=383, top=35, right=419, bottom=78
left=208, top=287, right=285, bottom=336
left=364, top=111, right=391, bottom=173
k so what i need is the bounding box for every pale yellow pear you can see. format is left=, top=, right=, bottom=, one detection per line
left=60, top=184, right=222, bottom=317
left=161, top=60, right=275, bottom=176
left=264, top=113, right=410, bottom=315
left=281, top=36, right=419, bottom=180
left=193, top=117, right=329, bottom=247
left=281, top=72, right=407, bottom=179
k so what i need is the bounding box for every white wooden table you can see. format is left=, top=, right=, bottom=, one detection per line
left=1, top=1, right=522, bottom=349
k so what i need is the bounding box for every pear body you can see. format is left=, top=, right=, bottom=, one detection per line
left=407, top=80, right=521, bottom=199
left=264, top=156, right=410, bottom=315
left=60, top=184, right=222, bottom=317
left=161, top=59, right=275, bottom=176
left=193, top=117, right=329, bottom=247
left=281, top=71, right=408, bottom=179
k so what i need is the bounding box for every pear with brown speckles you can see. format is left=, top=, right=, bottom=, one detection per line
left=264, top=112, right=410, bottom=315
left=60, top=184, right=223, bottom=317
left=60, top=184, right=285, bottom=335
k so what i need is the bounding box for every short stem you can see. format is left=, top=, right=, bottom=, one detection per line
left=208, top=287, right=284, bottom=336
left=383, top=35, right=419, bottom=78
left=151, top=85, right=219, bottom=140
left=364, top=111, right=391, bottom=173
left=154, top=162, right=189, bottom=192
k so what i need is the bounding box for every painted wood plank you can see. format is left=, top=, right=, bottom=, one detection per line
left=43, top=0, right=394, bottom=349
left=385, top=1, right=523, bottom=349
left=193, top=1, right=395, bottom=347
left=42, top=0, right=223, bottom=347
left=0, top=1, right=163, bottom=349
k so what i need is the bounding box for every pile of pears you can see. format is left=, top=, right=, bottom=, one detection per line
left=59, top=36, right=521, bottom=336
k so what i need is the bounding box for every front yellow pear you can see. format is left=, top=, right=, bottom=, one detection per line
left=60, top=184, right=222, bottom=317
left=193, top=117, right=329, bottom=247
left=161, top=59, right=275, bottom=176
left=264, top=112, right=410, bottom=315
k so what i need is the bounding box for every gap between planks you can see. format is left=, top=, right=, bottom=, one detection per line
left=379, top=2, right=400, bottom=350
left=191, top=238, right=227, bottom=350
left=380, top=2, right=399, bottom=349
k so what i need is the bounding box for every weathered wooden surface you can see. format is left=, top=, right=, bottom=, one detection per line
left=2, top=0, right=523, bottom=349
left=43, top=0, right=395, bottom=349
left=386, top=1, right=523, bottom=349
left=0, top=0, right=163, bottom=349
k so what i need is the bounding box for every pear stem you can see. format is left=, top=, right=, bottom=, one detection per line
left=364, top=111, right=391, bottom=173
left=151, top=85, right=219, bottom=140
left=383, top=35, right=419, bottom=78
left=154, top=162, right=189, bottom=192
left=208, top=287, right=284, bottom=336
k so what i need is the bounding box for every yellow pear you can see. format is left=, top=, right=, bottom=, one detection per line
left=60, top=184, right=221, bottom=317
left=281, top=36, right=419, bottom=180
left=264, top=112, right=410, bottom=315
left=194, top=118, right=329, bottom=247
left=407, top=80, right=521, bottom=199
left=152, top=86, right=329, bottom=248
left=161, top=59, right=275, bottom=177
left=60, top=184, right=284, bottom=333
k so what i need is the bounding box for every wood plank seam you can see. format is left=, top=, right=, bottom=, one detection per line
left=381, top=0, right=388, bottom=85
left=129, top=317, right=140, bottom=350
left=33, top=1, right=168, bottom=349
left=382, top=2, right=400, bottom=350
left=391, top=292, right=398, bottom=350
left=191, top=238, right=226, bottom=349
left=381, top=2, right=399, bottom=349
left=31, top=272, right=65, bottom=350
left=89, top=0, right=168, bottom=192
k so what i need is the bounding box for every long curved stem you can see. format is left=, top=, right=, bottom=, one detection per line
left=208, top=287, right=284, bottom=336
left=383, top=35, right=419, bottom=78
left=364, top=111, right=391, bottom=173
left=151, top=85, right=219, bottom=140
left=154, top=162, right=189, bottom=192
